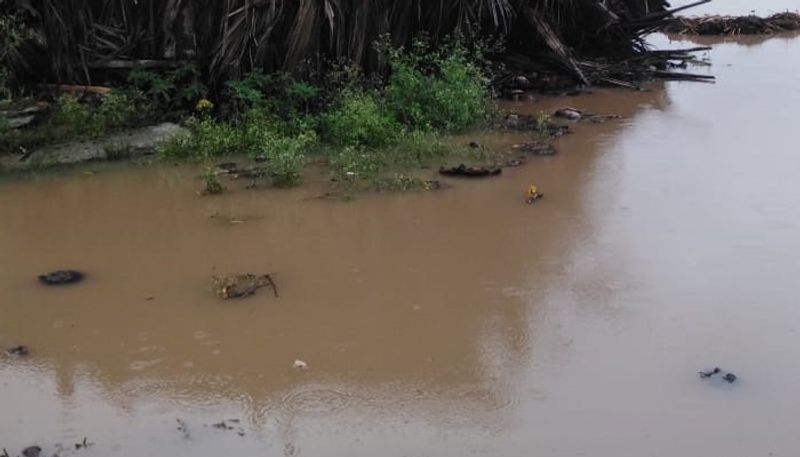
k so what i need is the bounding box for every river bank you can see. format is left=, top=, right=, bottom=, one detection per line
left=2, top=28, right=800, bottom=456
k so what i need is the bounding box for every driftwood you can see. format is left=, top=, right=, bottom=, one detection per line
left=663, top=13, right=800, bottom=35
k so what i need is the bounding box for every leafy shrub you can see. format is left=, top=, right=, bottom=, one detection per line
left=103, top=141, right=131, bottom=161
left=392, top=130, right=450, bottom=166
left=382, top=38, right=490, bottom=132
left=100, top=89, right=151, bottom=128
left=329, top=146, right=384, bottom=180
left=321, top=90, right=402, bottom=148
left=225, top=71, right=321, bottom=118
left=53, top=95, right=104, bottom=138
left=158, top=108, right=316, bottom=187
left=202, top=169, right=225, bottom=195
left=128, top=64, right=207, bottom=114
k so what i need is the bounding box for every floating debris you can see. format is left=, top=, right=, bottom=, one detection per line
left=213, top=274, right=278, bottom=299
left=74, top=437, right=93, bottom=450
left=439, top=164, right=502, bottom=178
left=212, top=419, right=246, bottom=436
left=5, top=346, right=29, bottom=357
left=176, top=419, right=190, bottom=439
left=38, top=270, right=84, bottom=286
left=699, top=367, right=721, bottom=379
left=293, top=359, right=308, bottom=370
left=663, top=13, right=800, bottom=35
left=526, top=184, right=544, bottom=205
left=699, top=367, right=738, bottom=384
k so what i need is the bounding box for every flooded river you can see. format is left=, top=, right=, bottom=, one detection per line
left=2, top=26, right=800, bottom=457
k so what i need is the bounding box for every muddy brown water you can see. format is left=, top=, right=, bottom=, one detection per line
left=3, top=35, right=800, bottom=457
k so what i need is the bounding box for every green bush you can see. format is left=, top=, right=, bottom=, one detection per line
left=226, top=71, right=321, bottom=118
left=321, top=90, right=402, bottom=149
left=100, top=89, right=151, bottom=128
left=383, top=39, right=489, bottom=132
left=158, top=108, right=316, bottom=187
left=128, top=64, right=207, bottom=114
left=158, top=117, right=242, bottom=159
left=53, top=95, right=104, bottom=138
left=392, top=130, right=450, bottom=166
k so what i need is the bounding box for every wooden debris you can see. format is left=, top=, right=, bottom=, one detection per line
left=663, top=13, right=800, bottom=35
left=213, top=274, right=278, bottom=299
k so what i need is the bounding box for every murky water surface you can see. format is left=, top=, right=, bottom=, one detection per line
left=2, top=31, right=800, bottom=457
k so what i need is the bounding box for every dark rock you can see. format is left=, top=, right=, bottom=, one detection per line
left=38, top=270, right=84, bottom=286
left=439, top=164, right=502, bottom=178
left=5, top=346, right=29, bottom=357
left=22, top=446, right=41, bottom=457
left=468, top=141, right=481, bottom=149
left=723, top=373, right=737, bottom=384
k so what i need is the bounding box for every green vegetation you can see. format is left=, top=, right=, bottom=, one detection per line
left=201, top=169, right=225, bottom=195
left=382, top=38, right=490, bottom=132
left=3, top=36, right=498, bottom=192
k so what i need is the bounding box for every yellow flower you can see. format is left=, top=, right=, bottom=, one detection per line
left=195, top=98, right=214, bottom=113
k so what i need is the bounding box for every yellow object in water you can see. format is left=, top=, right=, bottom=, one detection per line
left=527, top=184, right=538, bottom=197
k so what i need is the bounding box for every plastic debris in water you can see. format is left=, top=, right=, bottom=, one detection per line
left=293, top=360, right=308, bottom=370
left=526, top=184, right=544, bottom=204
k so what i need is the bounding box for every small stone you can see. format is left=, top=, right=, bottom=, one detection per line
left=723, top=373, right=737, bottom=384
left=38, top=270, right=84, bottom=286
left=5, top=345, right=29, bottom=357
left=293, top=359, right=308, bottom=370
left=22, top=446, right=42, bottom=457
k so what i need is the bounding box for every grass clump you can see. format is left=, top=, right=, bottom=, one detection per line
left=158, top=107, right=317, bottom=187
left=201, top=169, right=225, bottom=195
left=321, top=89, right=401, bottom=149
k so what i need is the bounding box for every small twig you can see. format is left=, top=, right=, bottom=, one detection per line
left=265, top=274, right=279, bottom=298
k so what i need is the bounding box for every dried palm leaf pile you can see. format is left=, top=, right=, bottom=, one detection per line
left=3, top=0, right=715, bottom=91
left=662, top=12, right=800, bottom=35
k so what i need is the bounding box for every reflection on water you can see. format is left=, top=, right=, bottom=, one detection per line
left=2, top=34, right=800, bottom=457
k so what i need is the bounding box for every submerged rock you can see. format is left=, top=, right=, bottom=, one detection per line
left=439, top=164, right=502, bottom=178
left=213, top=274, right=278, bottom=299
left=5, top=345, right=30, bottom=357
left=22, top=446, right=42, bottom=457
left=38, top=270, right=84, bottom=286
